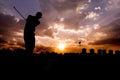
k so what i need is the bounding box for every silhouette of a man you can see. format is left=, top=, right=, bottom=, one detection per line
left=24, top=12, right=42, bottom=54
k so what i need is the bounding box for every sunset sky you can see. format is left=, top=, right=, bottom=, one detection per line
left=0, top=0, right=120, bottom=53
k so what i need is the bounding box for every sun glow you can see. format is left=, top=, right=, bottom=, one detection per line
left=57, top=43, right=66, bottom=51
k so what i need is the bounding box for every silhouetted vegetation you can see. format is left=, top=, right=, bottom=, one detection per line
left=0, top=48, right=120, bottom=71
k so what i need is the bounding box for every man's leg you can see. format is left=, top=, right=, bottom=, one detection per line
left=25, top=36, right=35, bottom=54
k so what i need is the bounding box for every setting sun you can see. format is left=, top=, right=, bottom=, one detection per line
left=57, top=43, right=66, bottom=51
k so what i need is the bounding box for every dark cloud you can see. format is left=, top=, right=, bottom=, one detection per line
left=115, top=12, right=120, bottom=18
left=63, top=13, right=86, bottom=30
left=0, top=13, right=25, bottom=40
left=35, top=45, right=54, bottom=53
left=0, top=0, right=5, bottom=9
left=43, top=28, right=54, bottom=38
left=0, top=13, right=17, bottom=28
left=36, top=18, right=53, bottom=37
left=90, top=18, right=120, bottom=45
left=0, top=37, right=7, bottom=44
left=39, top=0, right=86, bottom=30
left=51, top=0, right=83, bottom=14
left=38, top=18, right=49, bottom=30
left=0, top=1, right=4, bottom=5
left=38, top=0, right=86, bottom=36
left=100, top=18, right=120, bottom=39
left=89, top=38, right=120, bottom=45
left=17, top=41, right=25, bottom=47
left=39, top=0, right=83, bottom=14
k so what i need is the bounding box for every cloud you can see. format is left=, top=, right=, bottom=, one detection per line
left=50, top=0, right=83, bottom=14
left=62, top=13, right=86, bottom=29
left=39, top=0, right=86, bottom=30
left=100, top=18, right=120, bottom=39
left=89, top=38, right=120, bottom=45
left=0, top=13, right=18, bottom=28
left=85, top=11, right=100, bottom=20
left=0, top=13, right=25, bottom=42
left=35, top=36, right=57, bottom=47
left=105, top=0, right=120, bottom=11
left=89, top=18, right=120, bottom=45
left=0, top=0, right=13, bottom=15
left=36, top=18, right=53, bottom=37
left=51, top=24, right=93, bottom=45
left=0, top=37, right=7, bottom=44
left=43, top=28, right=54, bottom=38
left=52, top=0, right=83, bottom=11
left=0, top=0, right=5, bottom=10
left=0, top=0, right=4, bottom=6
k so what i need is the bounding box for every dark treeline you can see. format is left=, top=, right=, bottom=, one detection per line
left=0, top=48, right=120, bottom=71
